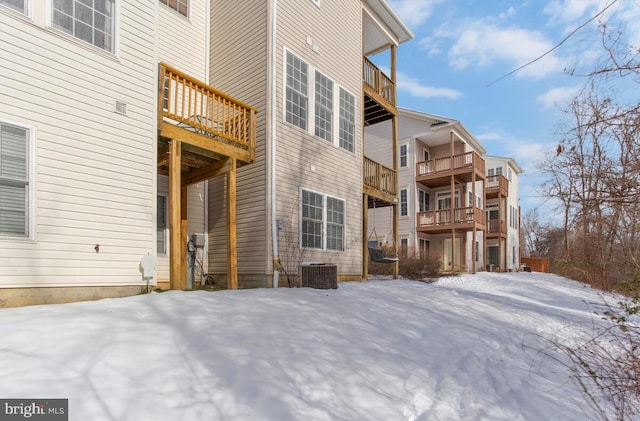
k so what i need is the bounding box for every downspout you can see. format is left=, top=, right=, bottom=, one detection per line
left=203, top=0, right=211, bottom=279
left=269, top=0, right=279, bottom=288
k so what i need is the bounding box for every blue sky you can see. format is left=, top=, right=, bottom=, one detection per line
left=384, top=0, right=639, bottom=219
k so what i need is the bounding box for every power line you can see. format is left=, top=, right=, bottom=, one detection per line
left=486, top=0, right=620, bottom=87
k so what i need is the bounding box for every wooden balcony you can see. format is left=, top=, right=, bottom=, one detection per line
left=416, top=207, right=486, bottom=234
left=416, top=151, right=486, bottom=188
left=158, top=62, right=257, bottom=166
left=363, top=57, right=396, bottom=126
left=486, top=219, right=507, bottom=238
left=364, top=156, right=397, bottom=208
left=486, top=175, right=509, bottom=198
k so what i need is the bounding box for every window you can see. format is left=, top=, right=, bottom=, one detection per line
left=326, top=196, right=344, bottom=251
left=301, top=189, right=345, bottom=251
left=495, top=167, right=503, bottom=176
left=488, top=168, right=494, bottom=176
left=157, top=195, right=167, bottom=254
left=285, top=51, right=308, bottom=130
left=468, top=191, right=473, bottom=207
left=418, top=190, right=429, bottom=212
left=400, top=144, right=407, bottom=167
left=285, top=50, right=356, bottom=153
left=159, top=0, right=188, bottom=17
left=399, top=188, right=407, bottom=216
left=314, top=71, right=333, bottom=142
left=400, top=237, right=409, bottom=257
left=508, top=167, right=512, bottom=181
left=51, top=0, right=116, bottom=53
left=1, top=0, right=27, bottom=14
left=0, top=122, right=30, bottom=237
left=423, top=149, right=430, bottom=161
left=338, top=88, right=355, bottom=152
left=475, top=241, right=480, bottom=262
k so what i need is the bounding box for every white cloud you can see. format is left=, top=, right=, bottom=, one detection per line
left=387, top=0, right=445, bottom=29
left=446, top=23, right=564, bottom=78
left=536, top=85, right=581, bottom=109
left=543, top=0, right=608, bottom=24
left=395, top=71, right=463, bottom=100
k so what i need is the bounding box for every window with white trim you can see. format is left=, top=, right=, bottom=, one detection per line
left=419, top=239, right=430, bottom=257
left=285, top=51, right=308, bottom=130
left=423, top=149, right=430, bottom=161
left=400, top=144, right=407, bottom=167
left=338, top=88, right=355, bottom=152
left=495, top=166, right=503, bottom=176
left=51, top=0, right=116, bottom=53
left=400, top=188, right=408, bottom=216
left=314, top=70, right=333, bottom=142
left=301, top=189, right=345, bottom=251
left=159, top=0, right=188, bottom=17
left=0, top=122, right=30, bottom=237
left=157, top=195, right=167, bottom=254
left=487, top=168, right=494, bottom=176
left=285, top=50, right=356, bottom=153
left=1, top=0, right=27, bottom=14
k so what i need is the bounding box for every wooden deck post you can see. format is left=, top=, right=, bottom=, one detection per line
left=227, top=158, right=238, bottom=289
left=363, top=194, right=369, bottom=280
left=168, top=140, right=182, bottom=290
left=181, top=185, right=188, bottom=289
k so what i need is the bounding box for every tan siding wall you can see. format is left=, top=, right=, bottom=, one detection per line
left=274, top=0, right=363, bottom=276
left=158, top=0, right=208, bottom=79
left=0, top=2, right=156, bottom=287
left=208, top=0, right=269, bottom=280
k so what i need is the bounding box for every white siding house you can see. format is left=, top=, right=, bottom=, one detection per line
left=484, top=155, right=523, bottom=272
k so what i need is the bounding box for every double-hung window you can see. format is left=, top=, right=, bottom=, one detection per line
left=400, top=144, right=408, bottom=167
left=0, top=122, right=30, bottom=237
left=339, top=88, right=355, bottom=152
left=51, top=0, right=116, bottom=53
left=286, top=52, right=309, bottom=130
left=301, top=189, right=345, bottom=251
left=159, top=0, right=188, bottom=17
left=314, top=71, right=333, bottom=142
left=399, top=188, right=408, bottom=216
left=285, top=50, right=356, bottom=153
left=1, top=0, right=27, bottom=14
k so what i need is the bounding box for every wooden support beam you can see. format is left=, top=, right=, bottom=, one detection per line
left=160, top=123, right=251, bottom=164
left=182, top=158, right=231, bottom=187
left=181, top=185, right=188, bottom=290
left=168, top=140, right=182, bottom=290
left=363, top=194, right=368, bottom=280
left=157, top=144, right=170, bottom=167
left=227, top=158, right=238, bottom=290
left=392, top=114, right=399, bottom=280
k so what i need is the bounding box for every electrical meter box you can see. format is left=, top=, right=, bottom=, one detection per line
left=191, top=233, right=205, bottom=248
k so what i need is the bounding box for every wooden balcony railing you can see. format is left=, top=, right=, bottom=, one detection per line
left=417, top=151, right=485, bottom=178
left=159, top=62, right=257, bottom=161
left=363, top=57, right=395, bottom=107
left=487, top=219, right=507, bottom=235
left=364, top=156, right=397, bottom=197
left=486, top=175, right=509, bottom=197
left=417, top=207, right=486, bottom=230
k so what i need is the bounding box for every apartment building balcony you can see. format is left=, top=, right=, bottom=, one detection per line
left=486, top=219, right=507, bottom=238
left=416, top=151, right=486, bottom=188
left=416, top=207, right=486, bottom=234
left=363, top=57, right=396, bottom=126
left=157, top=62, right=257, bottom=170
left=486, top=175, right=509, bottom=199
left=364, top=156, right=397, bottom=208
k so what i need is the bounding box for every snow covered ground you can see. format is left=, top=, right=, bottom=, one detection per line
left=0, top=272, right=619, bottom=420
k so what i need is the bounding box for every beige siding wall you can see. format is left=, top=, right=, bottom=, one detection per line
left=274, top=0, right=363, bottom=277
left=0, top=2, right=156, bottom=287
left=208, top=0, right=269, bottom=283
left=158, top=0, right=208, bottom=79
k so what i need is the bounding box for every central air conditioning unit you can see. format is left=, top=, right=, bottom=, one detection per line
left=301, top=263, right=338, bottom=289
